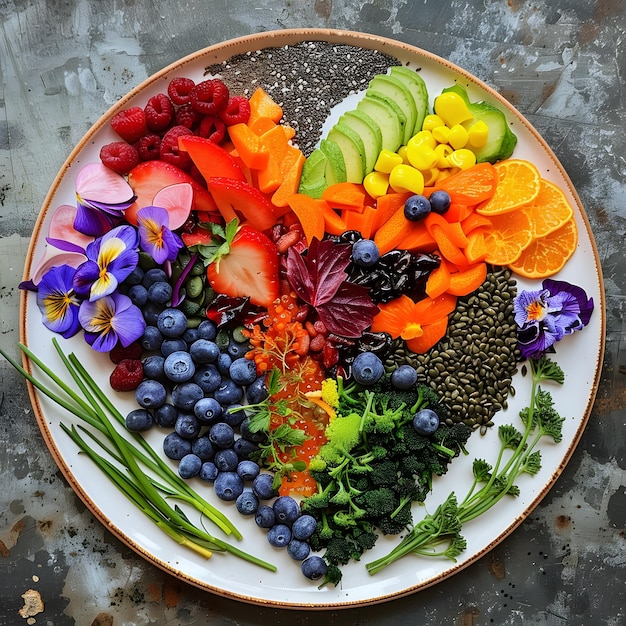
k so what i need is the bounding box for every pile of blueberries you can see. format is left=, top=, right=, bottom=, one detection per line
left=122, top=266, right=328, bottom=581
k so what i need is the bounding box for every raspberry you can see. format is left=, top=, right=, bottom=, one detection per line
left=167, top=77, right=195, bottom=105
left=198, top=115, right=226, bottom=143
left=160, top=125, right=193, bottom=169
left=110, top=106, right=148, bottom=143
left=109, top=340, right=143, bottom=364
left=99, top=141, right=139, bottom=175
left=175, top=103, right=201, bottom=129
left=110, top=359, right=144, bottom=392
left=220, top=96, right=251, bottom=126
left=144, top=93, right=174, bottom=132
left=135, top=133, right=161, bottom=161
left=189, top=79, right=229, bottom=115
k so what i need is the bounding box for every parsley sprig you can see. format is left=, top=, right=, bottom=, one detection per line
left=366, top=356, right=566, bottom=574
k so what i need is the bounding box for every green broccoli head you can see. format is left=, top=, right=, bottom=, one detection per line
left=355, top=487, right=399, bottom=519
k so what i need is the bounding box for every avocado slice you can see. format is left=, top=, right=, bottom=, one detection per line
left=327, top=123, right=367, bottom=183
left=357, top=94, right=404, bottom=153
left=389, top=66, right=429, bottom=135
left=368, top=74, right=417, bottom=145
left=338, top=110, right=383, bottom=175
left=320, top=138, right=347, bottom=185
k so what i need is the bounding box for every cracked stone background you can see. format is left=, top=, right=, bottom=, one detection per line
left=1, top=0, right=624, bottom=624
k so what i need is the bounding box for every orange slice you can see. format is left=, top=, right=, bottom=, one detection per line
left=482, top=209, right=534, bottom=265
left=508, top=217, right=578, bottom=278
left=522, top=178, right=574, bottom=238
left=476, top=159, right=541, bottom=216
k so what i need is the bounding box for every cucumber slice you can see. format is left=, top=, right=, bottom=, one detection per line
left=368, top=74, right=417, bottom=145
left=466, top=101, right=516, bottom=163
left=389, top=66, right=429, bottom=135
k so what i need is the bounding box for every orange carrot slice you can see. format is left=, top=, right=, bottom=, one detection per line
left=271, top=152, right=306, bottom=209
left=249, top=87, right=284, bottom=123
left=343, top=205, right=378, bottom=239
left=425, top=212, right=468, bottom=248
left=425, top=259, right=451, bottom=298
left=286, top=194, right=326, bottom=244
left=429, top=223, right=468, bottom=266
left=249, top=116, right=278, bottom=136
left=461, top=212, right=493, bottom=234
left=444, top=202, right=472, bottom=223
left=322, top=182, right=367, bottom=213
left=395, top=221, right=437, bottom=252
left=446, top=262, right=487, bottom=296
left=228, top=123, right=270, bottom=170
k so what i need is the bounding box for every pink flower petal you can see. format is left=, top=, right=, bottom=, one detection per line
left=75, top=163, right=135, bottom=205
left=48, top=204, right=94, bottom=249
left=152, top=182, right=193, bottom=230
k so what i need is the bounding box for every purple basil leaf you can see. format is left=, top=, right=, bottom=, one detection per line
left=316, top=282, right=378, bottom=338
left=307, top=239, right=352, bottom=306
left=286, top=247, right=316, bottom=304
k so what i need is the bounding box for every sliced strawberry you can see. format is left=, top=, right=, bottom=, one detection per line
left=178, top=135, right=246, bottom=181
left=125, top=160, right=218, bottom=224
left=207, top=223, right=279, bottom=308
left=207, top=177, right=278, bottom=231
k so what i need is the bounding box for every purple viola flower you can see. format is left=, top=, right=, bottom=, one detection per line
left=35, top=264, right=83, bottom=339
left=78, top=292, right=146, bottom=352
left=136, top=206, right=184, bottom=265
left=73, top=225, right=139, bottom=301
left=514, top=278, right=594, bottom=360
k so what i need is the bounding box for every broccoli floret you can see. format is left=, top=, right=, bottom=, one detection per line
left=355, top=487, right=399, bottom=519
left=324, top=536, right=361, bottom=565
left=319, top=563, right=343, bottom=588
left=377, top=504, right=413, bottom=535
left=432, top=422, right=473, bottom=456
left=319, top=412, right=363, bottom=464
left=368, top=459, right=400, bottom=488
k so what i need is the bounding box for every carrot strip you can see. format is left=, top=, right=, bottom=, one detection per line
left=343, top=205, right=378, bottom=239
left=395, top=221, right=437, bottom=252
left=228, top=123, right=270, bottom=170
left=446, top=262, right=487, bottom=296
left=249, top=87, right=284, bottom=124
left=461, top=212, right=493, bottom=234
left=322, top=182, right=367, bottom=213
left=271, top=152, right=306, bottom=209
left=429, top=223, right=468, bottom=267
left=425, top=212, right=469, bottom=248
left=444, top=202, right=472, bottom=223
left=286, top=194, right=326, bottom=245
left=425, top=258, right=451, bottom=299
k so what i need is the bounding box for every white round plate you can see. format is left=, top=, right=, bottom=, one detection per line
left=20, top=29, right=605, bottom=609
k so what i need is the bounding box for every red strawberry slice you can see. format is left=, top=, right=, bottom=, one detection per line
left=178, top=134, right=246, bottom=181
left=207, top=224, right=279, bottom=307
left=125, top=160, right=218, bottom=224
left=207, top=176, right=278, bottom=231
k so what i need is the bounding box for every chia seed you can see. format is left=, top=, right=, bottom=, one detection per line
left=204, top=41, right=401, bottom=156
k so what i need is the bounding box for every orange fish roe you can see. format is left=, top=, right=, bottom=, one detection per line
left=243, top=292, right=329, bottom=497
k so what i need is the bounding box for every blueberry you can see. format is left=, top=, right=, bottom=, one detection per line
left=161, top=338, right=188, bottom=357
left=351, top=351, right=384, bottom=386
left=404, top=194, right=431, bottom=221
left=197, top=319, right=217, bottom=340
left=142, top=268, right=168, bottom=287
left=192, top=435, right=215, bottom=461
left=178, top=453, right=202, bottom=479
left=153, top=403, right=178, bottom=428
left=213, top=471, right=244, bottom=501
left=390, top=364, right=418, bottom=390
left=287, top=539, right=311, bottom=561
left=157, top=308, right=188, bottom=338
left=193, top=397, right=223, bottom=424
left=148, top=280, right=173, bottom=305
left=208, top=422, right=235, bottom=449
left=227, top=337, right=249, bottom=359
left=175, top=413, right=201, bottom=440
left=163, top=432, right=193, bottom=460
left=214, top=448, right=239, bottom=472
left=291, top=514, right=317, bottom=541
left=254, top=505, right=276, bottom=529
left=142, top=355, right=165, bottom=380
left=164, top=350, right=195, bottom=382
left=429, top=189, right=451, bottom=214
left=135, top=379, right=167, bottom=409
left=237, top=460, right=260, bottom=482
left=142, top=302, right=163, bottom=326
left=267, top=524, right=291, bottom=548
left=214, top=379, right=243, bottom=405
left=141, top=326, right=163, bottom=351
left=128, top=284, right=148, bottom=307
left=252, top=473, right=278, bottom=500
left=216, top=352, right=232, bottom=376
left=193, top=364, right=222, bottom=394
left=125, top=408, right=153, bottom=432
left=301, top=556, right=328, bottom=581
left=412, top=408, right=440, bottom=435
left=239, top=417, right=267, bottom=443
left=172, top=382, right=204, bottom=411
left=189, top=339, right=220, bottom=364
left=222, top=404, right=247, bottom=427
left=246, top=376, right=268, bottom=405
left=235, top=490, right=259, bottom=516
left=199, top=461, right=219, bottom=482
left=233, top=438, right=259, bottom=460
left=273, top=496, right=300, bottom=526
left=351, top=238, right=380, bottom=267
left=124, top=265, right=144, bottom=287
left=229, top=357, right=257, bottom=386
left=183, top=327, right=199, bottom=344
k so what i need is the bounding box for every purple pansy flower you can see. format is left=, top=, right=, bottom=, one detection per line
left=36, top=264, right=83, bottom=338
left=78, top=292, right=146, bottom=352
left=73, top=225, right=139, bottom=301
left=514, top=278, right=594, bottom=360
left=136, top=206, right=184, bottom=265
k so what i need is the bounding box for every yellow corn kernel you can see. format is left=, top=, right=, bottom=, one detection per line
left=448, top=124, right=470, bottom=150
left=434, top=92, right=474, bottom=127
left=363, top=170, right=390, bottom=198
left=467, top=120, right=489, bottom=148
left=422, top=114, right=446, bottom=132
left=432, top=125, right=451, bottom=145
left=422, top=167, right=440, bottom=186
left=397, top=145, right=410, bottom=164
left=374, top=149, right=403, bottom=174
left=448, top=148, right=477, bottom=169
left=406, top=142, right=438, bottom=171
left=388, top=164, right=425, bottom=194
left=434, top=143, right=453, bottom=168
left=408, top=130, right=437, bottom=150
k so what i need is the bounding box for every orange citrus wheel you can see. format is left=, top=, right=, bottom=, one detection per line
left=508, top=217, right=578, bottom=278
left=476, top=159, right=541, bottom=216
left=522, top=178, right=574, bottom=238
left=482, top=209, right=534, bottom=265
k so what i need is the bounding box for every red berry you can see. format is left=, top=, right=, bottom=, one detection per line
left=109, top=359, right=144, bottom=392
left=135, top=133, right=162, bottom=161
left=168, top=77, right=195, bottom=105
left=220, top=95, right=251, bottom=126
left=144, top=93, right=174, bottom=132
left=160, top=125, right=193, bottom=169
left=109, top=340, right=143, bottom=364
left=110, top=106, right=148, bottom=143
left=189, top=79, right=229, bottom=115
left=198, top=115, right=226, bottom=143
left=99, top=141, right=140, bottom=175
left=175, top=103, right=201, bottom=129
